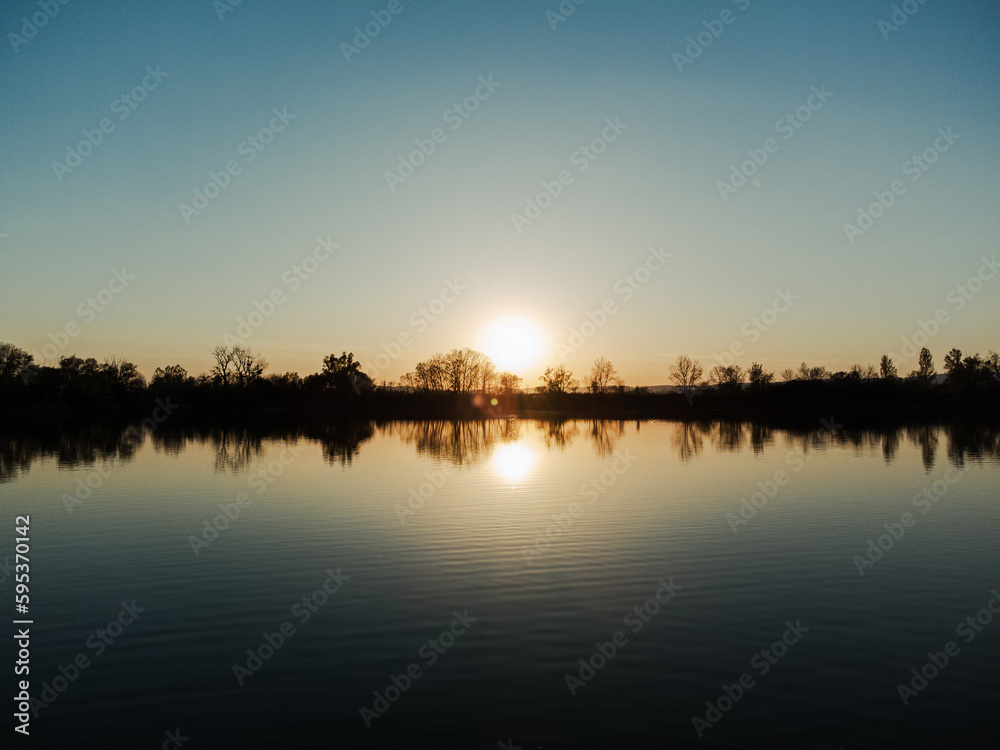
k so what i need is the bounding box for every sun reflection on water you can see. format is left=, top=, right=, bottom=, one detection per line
left=492, top=442, right=535, bottom=482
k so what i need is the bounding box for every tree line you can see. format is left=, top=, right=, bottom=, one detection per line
left=0, top=342, right=374, bottom=404
left=397, top=348, right=522, bottom=394
left=2, top=341, right=998, bottom=421
left=662, top=347, right=999, bottom=394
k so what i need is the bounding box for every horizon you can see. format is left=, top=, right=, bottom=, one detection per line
left=3, top=334, right=992, bottom=390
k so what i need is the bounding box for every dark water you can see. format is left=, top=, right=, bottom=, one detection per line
left=2, top=419, right=999, bottom=748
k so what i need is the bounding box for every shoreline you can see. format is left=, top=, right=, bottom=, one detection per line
left=3, top=389, right=998, bottom=430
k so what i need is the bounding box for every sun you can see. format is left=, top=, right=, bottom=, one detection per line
left=480, top=317, right=546, bottom=373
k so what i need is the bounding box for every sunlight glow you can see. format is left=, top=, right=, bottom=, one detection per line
left=480, top=317, right=546, bottom=373
left=492, top=442, right=535, bottom=482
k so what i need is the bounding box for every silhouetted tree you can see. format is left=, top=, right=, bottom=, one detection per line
left=798, top=362, right=828, bottom=381
left=476, top=357, right=498, bottom=393
left=320, top=351, right=372, bottom=395
left=231, top=345, right=268, bottom=386
left=588, top=357, right=618, bottom=394
left=880, top=354, right=898, bottom=380
left=265, top=371, right=304, bottom=399
left=445, top=348, right=492, bottom=393
left=0, top=343, right=33, bottom=381
left=780, top=368, right=797, bottom=382
left=211, top=345, right=237, bottom=386
left=400, top=353, right=448, bottom=391
left=943, top=348, right=990, bottom=394
left=538, top=364, right=577, bottom=394
left=99, top=356, right=146, bottom=396
left=841, top=364, right=873, bottom=381
left=497, top=371, right=522, bottom=394
left=58, top=355, right=100, bottom=398
left=986, top=351, right=1000, bottom=381
left=421, top=353, right=449, bottom=391
left=151, top=364, right=188, bottom=390
left=748, top=362, right=774, bottom=388
left=400, top=349, right=496, bottom=393
left=669, top=355, right=703, bottom=389
left=708, top=364, right=744, bottom=394
left=915, top=347, right=935, bottom=388
left=962, top=353, right=987, bottom=387
left=943, top=348, right=963, bottom=375
left=0, top=343, right=34, bottom=400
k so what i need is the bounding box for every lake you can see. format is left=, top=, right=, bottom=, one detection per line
left=3, top=418, right=999, bottom=748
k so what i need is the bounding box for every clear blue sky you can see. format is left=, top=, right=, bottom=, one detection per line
left=2, top=0, right=998, bottom=384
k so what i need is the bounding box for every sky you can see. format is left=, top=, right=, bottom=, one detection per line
left=2, top=0, right=999, bottom=386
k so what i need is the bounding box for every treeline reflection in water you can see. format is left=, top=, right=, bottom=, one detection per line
left=2, top=418, right=999, bottom=483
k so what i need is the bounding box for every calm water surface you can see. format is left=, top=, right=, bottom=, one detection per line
left=2, top=419, right=999, bottom=748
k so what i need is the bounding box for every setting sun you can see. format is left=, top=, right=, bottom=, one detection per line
left=480, top=317, right=547, bottom=373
